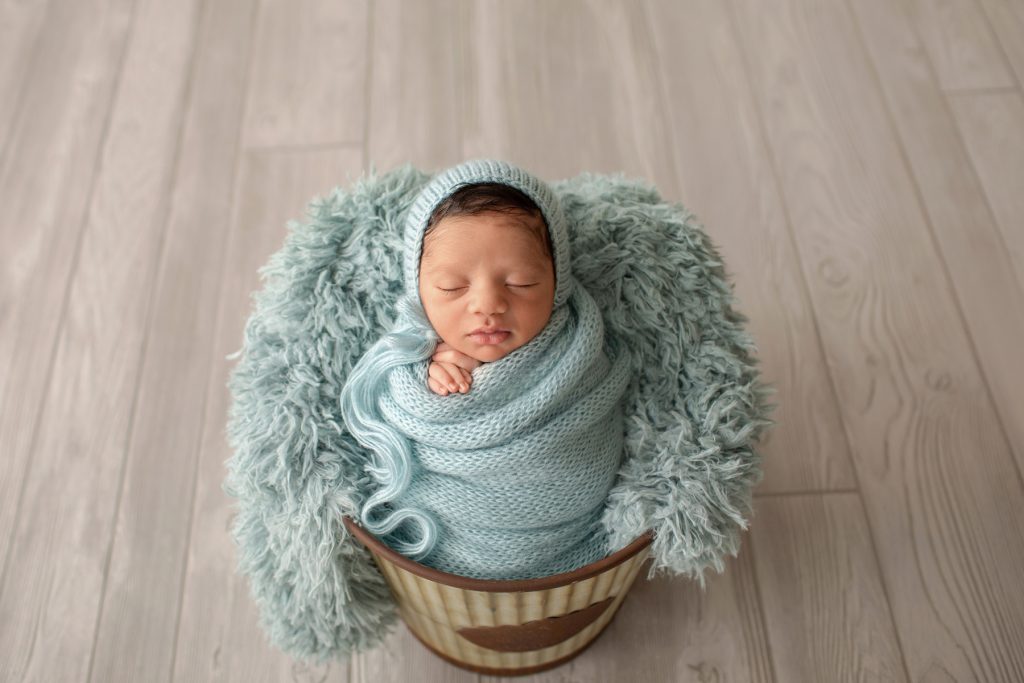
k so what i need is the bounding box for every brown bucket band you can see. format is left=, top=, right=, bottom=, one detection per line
left=457, top=595, right=615, bottom=651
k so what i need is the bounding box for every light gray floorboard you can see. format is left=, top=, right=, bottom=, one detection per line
left=752, top=493, right=908, bottom=682
left=852, top=0, right=1024, bottom=505
left=911, top=0, right=1015, bottom=91
left=0, top=0, right=50, bottom=154
left=730, top=0, right=1024, bottom=679
left=0, top=0, right=134, bottom=585
left=89, top=0, right=258, bottom=680
left=978, top=0, right=1024, bottom=88
left=241, top=0, right=368, bottom=149
left=0, top=0, right=200, bottom=678
left=644, top=0, right=856, bottom=494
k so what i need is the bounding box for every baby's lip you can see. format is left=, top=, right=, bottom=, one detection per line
left=469, top=327, right=508, bottom=335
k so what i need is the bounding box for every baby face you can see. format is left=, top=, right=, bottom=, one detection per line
left=418, top=211, right=555, bottom=363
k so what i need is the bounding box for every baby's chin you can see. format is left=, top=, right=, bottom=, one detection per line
left=469, top=347, right=510, bottom=363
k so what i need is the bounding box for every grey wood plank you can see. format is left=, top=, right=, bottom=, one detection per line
left=949, top=91, right=1024, bottom=291
left=0, top=0, right=133, bottom=583
left=0, top=0, right=49, bottom=154
left=643, top=0, right=856, bottom=494
left=0, top=0, right=203, bottom=679
left=751, top=493, right=907, bottom=682
left=978, top=0, right=1024, bottom=88
left=241, top=0, right=368, bottom=149
left=851, top=0, right=1024, bottom=521
left=911, top=0, right=1015, bottom=91
left=460, top=0, right=679, bottom=183
left=729, top=0, right=1024, bottom=680
left=173, top=148, right=360, bottom=683
left=367, top=0, right=464, bottom=171
left=87, top=0, right=257, bottom=680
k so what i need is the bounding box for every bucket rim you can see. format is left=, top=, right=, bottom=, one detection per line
left=343, top=515, right=654, bottom=593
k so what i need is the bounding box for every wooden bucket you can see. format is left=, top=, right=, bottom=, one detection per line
left=343, top=516, right=653, bottom=676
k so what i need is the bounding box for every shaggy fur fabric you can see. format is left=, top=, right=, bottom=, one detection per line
left=224, top=163, right=774, bottom=663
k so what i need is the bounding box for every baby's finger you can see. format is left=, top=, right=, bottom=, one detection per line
left=440, top=362, right=470, bottom=392
left=429, top=362, right=466, bottom=393
left=427, top=376, right=448, bottom=396
left=428, top=363, right=453, bottom=392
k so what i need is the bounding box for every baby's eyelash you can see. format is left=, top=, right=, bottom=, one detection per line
left=437, top=283, right=538, bottom=293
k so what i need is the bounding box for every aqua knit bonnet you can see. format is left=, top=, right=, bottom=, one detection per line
left=400, top=159, right=575, bottom=312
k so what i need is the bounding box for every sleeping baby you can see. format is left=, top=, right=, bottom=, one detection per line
left=340, top=159, right=633, bottom=580
left=419, top=182, right=556, bottom=397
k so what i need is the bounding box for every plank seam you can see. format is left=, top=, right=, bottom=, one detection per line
left=85, top=0, right=208, bottom=679
left=723, top=1, right=913, bottom=679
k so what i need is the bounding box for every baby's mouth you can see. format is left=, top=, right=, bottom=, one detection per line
left=468, top=329, right=511, bottom=345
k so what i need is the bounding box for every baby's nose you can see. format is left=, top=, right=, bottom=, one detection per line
left=469, top=286, right=508, bottom=315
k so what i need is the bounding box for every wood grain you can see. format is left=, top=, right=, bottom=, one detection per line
left=949, top=91, right=1024, bottom=292
left=0, top=0, right=133, bottom=582
left=850, top=0, right=1024, bottom=498
left=0, top=0, right=202, bottom=679
left=911, top=0, right=1015, bottom=91
left=460, top=0, right=678, bottom=182
left=0, top=0, right=49, bottom=153
left=88, top=0, right=257, bottom=680
left=644, top=0, right=855, bottom=494
left=730, top=0, right=1024, bottom=679
left=242, top=0, right=369, bottom=149
left=751, top=493, right=907, bottom=682
left=367, top=0, right=464, bottom=171
left=977, top=0, right=1024, bottom=88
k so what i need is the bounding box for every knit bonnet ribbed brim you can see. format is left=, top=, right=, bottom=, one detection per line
left=402, top=159, right=574, bottom=309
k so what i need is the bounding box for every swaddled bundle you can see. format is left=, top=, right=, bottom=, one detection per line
left=341, top=160, right=632, bottom=579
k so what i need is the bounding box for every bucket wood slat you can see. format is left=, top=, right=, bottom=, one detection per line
left=344, top=517, right=653, bottom=676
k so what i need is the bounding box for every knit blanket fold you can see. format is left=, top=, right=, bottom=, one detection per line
left=344, top=279, right=632, bottom=580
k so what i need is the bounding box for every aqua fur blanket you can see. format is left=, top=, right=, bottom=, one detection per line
left=224, top=160, right=774, bottom=663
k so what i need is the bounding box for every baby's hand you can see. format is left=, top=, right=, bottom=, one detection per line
left=427, top=342, right=482, bottom=396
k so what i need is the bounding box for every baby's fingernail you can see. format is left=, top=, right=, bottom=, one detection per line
left=460, top=383, right=468, bottom=391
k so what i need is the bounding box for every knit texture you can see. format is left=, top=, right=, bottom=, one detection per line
left=223, top=160, right=774, bottom=664
left=339, top=159, right=631, bottom=579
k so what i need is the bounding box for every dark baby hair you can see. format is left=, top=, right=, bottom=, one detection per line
left=423, top=182, right=554, bottom=260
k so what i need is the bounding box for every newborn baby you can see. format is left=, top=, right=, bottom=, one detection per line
left=341, top=159, right=632, bottom=579
left=419, top=183, right=556, bottom=396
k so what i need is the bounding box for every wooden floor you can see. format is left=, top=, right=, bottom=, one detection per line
left=2, top=0, right=1023, bottom=680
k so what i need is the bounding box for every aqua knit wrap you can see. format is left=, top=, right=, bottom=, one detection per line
left=339, top=159, right=632, bottom=579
